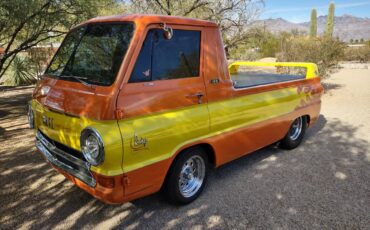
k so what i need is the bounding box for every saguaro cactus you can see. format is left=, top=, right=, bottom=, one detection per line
left=310, top=9, right=317, bottom=38
left=325, top=3, right=335, bottom=39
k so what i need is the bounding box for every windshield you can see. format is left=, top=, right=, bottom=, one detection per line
left=45, top=22, right=134, bottom=86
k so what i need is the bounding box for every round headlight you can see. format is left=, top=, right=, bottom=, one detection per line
left=27, top=102, right=35, bottom=129
left=80, top=128, right=104, bottom=166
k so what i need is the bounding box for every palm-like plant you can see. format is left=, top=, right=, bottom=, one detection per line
left=4, top=56, right=37, bottom=86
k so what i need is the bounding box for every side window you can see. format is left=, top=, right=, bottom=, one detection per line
left=129, top=30, right=154, bottom=83
left=129, top=29, right=201, bottom=83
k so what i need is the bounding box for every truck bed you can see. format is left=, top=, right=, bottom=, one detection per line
left=231, top=71, right=305, bottom=88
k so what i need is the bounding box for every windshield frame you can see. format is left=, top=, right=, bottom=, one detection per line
left=44, top=21, right=135, bottom=87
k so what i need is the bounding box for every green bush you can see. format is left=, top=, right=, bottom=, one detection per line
left=229, top=29, right=280, bottom=60
left=260, top=35, right=279, bottom=58
left=4, top=56, right=37, bottom=86
left=343, top=46, right=370, bottom=62
left=229, top=47, right=261, bottom=61
left=277, top=37, right=345, bottom=77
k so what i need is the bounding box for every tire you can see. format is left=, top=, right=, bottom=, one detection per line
left=279, top=116, right=307, bottom=150
left=163, top=147, right=209, bottom=205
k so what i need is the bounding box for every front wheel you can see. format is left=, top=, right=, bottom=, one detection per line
left=279, top=116, right=307, bottom=150
left=163, top=148, right=208, bottom=205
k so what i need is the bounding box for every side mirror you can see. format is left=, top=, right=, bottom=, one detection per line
left=160, top=23, right=173, bottom=40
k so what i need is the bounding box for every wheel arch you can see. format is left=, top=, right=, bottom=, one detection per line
left=171, top=142, right=217, bottom=169
left=160, top=142, right=216, bottom=190
left=303, top=114, right=311, bottom=126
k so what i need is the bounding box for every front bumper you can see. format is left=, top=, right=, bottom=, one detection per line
left=35, top=130, right=126, bottom=204
left=36, top=131, right=96, bottom=187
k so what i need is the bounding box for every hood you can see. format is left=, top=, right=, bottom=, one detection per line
left=33, top=76, right=118, bottom=120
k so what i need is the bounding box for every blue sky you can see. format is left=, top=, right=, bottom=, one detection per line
left=261, top=0, right=370, bottom=22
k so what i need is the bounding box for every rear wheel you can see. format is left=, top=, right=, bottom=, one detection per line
left=279, top=116, right=307, bottom=150
left=163, top=147, right=208, bottom=205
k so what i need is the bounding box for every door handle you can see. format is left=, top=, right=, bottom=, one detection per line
left=186, top=92, right=204, bottom=104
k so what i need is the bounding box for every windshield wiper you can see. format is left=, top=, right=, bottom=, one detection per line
left=60, top=75, right=93, bottom=88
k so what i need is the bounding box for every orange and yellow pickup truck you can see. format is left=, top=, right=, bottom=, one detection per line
left=29, top=14, right=323, bottom=204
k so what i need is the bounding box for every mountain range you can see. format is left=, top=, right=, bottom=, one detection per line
left=251, top=15, right=370, bottom=42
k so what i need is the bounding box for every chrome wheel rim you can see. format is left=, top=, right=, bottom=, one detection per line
left=179, top=155, right=205, bottom=198
left=289, top=117, right=303, bottom=140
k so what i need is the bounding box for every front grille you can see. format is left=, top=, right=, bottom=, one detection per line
left=36, top=130, right=96, bottom=187
left=38, top=130, right=85, bottom=161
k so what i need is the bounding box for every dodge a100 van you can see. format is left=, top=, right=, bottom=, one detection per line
left=29, top=14, right=323, bottom=204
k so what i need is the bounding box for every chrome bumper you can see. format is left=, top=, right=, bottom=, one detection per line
left=35, top=131, right=96, bottom=187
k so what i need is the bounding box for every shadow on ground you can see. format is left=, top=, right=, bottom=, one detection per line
left=321, top=82, right=343, bottom=92
left=0, top=88, right=369, bottom=229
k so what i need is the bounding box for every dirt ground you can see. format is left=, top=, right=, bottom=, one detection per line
left=0, top=67, right=369, bottom=229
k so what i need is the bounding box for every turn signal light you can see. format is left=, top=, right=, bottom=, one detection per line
left=97, top=176, right=115, bottom=188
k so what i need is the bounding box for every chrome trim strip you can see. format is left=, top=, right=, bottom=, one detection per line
left=36, top=131, right=96, bottom=187
left=36, top=132, right=86, bottom=168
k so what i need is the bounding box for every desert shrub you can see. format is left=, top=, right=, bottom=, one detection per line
left=277, top=37, right=345, bottom=77
left=229, top=48, right=261, bottom=61
left=260, top=35, right=279, bottom=58
left=343, top=46, right=370, bottom=62
left=4, top=56, right=37, bottom=86
left=229, top=29, right=280, bottom=60
left=250, top=30, right=280, bottom=58
left=2, top=46, right=55, bottom=86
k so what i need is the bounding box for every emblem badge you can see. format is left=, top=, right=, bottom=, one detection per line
left=42, top=115, right=54, bottom=129
left=131, top=133, right=148, bottom=150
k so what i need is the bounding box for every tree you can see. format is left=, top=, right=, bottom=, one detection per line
left=260, top=32, right=279, bottom=57
left=128, top=0, right=264, bottom=57
left=0, top=0, right=122, bottom=80
left=324, top=2, right=335, bottom=39
left=350, top=39, right=354, bottom=44
left=310, top=8, right=317, bottom=38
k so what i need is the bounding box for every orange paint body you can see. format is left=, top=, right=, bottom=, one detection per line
left=32, top=14, right=323, bottom=204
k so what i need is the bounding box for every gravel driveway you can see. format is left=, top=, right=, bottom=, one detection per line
left=1, top=67, right=369, bottom=229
